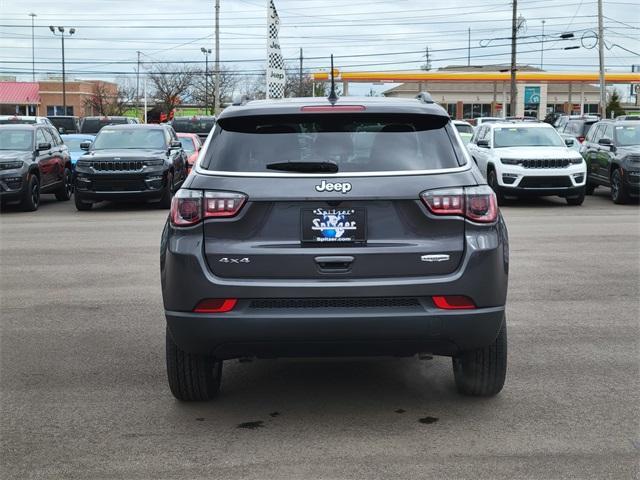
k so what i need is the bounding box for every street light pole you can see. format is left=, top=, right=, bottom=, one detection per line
left=29, top=13, right=36, bottom=82
left=597, top=0, right=606, bottom=117
left=50, top=26, right=75, bottom=116
left=201, top=48, right=212, bottom=114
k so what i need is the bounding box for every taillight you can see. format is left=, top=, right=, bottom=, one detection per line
left=420, top=185, right=497, bottom=223
left=170, top=189, right=202, bottom=227
left=204, top=191, right=247, bottom=218
left=432, top=295, right=476, bottom=310
left=193, top=298, right=237, bottom=313
left=170, top=190, right=247, bottom=227
left=577, top=136, right=585, bottom=143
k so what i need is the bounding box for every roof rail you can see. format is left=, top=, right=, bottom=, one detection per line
left=415, top=91, right=434, bottom=104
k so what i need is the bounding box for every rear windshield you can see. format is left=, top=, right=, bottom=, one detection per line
left=172, top=118, right=215, bottom=134
left=92, top=129, right=166, bottom=150
left=493, top=126, right=564, bottom=148
left=49, top=118, right=77, bottom=131
left=201, top=114, right=462, bottom=173
left=455, top=123, right=474, bottom=134
left=81, top=118, right=128, bottom=134
left=0, top=129, right=32, bottom=150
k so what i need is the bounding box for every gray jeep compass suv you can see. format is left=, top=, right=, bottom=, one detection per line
left=160, top=95, right=509, bottom=401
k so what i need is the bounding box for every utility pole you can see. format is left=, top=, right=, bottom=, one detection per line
left=299, top=48, right=303, bottom=97
left=29, top=13, right=36, bottom=82
left=467, top=28, right=471, bottom=66
left=540, top=20, right=545, bottom=69
left=214, top=0, right=220, bottom=115
left=510, top=0, right=518, bottom=117
left=597, top=0, right=606, bottom=117
left=136, top=51, right=141, bottom=120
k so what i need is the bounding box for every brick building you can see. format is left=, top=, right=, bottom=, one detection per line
left=0, top=79, right=118, bottom=117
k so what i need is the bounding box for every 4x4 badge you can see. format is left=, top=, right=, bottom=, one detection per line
left=315, top=180, right=352, bottom=193
left=219, top=257, right=250, bottom=264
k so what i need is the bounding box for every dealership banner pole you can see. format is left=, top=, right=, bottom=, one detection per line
left=266, top=0, right=286, bottom=99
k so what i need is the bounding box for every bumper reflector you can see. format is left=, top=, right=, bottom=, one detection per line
left=432, top=295, right=476, bottom=310
left=194, top=298, right=237, bottom=313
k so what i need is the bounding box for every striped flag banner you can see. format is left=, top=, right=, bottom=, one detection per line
left=266, top=0, right=286, bottom=99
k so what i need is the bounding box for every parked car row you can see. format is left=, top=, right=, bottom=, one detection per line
left=465, top=117, right=639, bottom=205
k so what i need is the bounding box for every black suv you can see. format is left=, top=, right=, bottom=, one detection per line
left=79, top=116, right=139, bottom=134
left=161, top=96, right=509, bottom=401
left=74, top=124, right=188, bottom=210
left=581, top=119, right=640, bottom=203
left=0, top=124, right=73, bottom=211
left=48, top=115, right=80, bottom=134
left=171, top=116, right=216, bottom=142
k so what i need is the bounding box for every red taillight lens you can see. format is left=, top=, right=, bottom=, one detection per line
left=577, top=136, right=585, bottom=143
left=420, top=189, right=465, bottom=216
left=170, top=190, right=202, bottom=227
left=170, top=190, right=247, bottom=227
left=420, top=186, right=497, bottom=223
left=432, top=295, right=476, bottom=310
left=204, top=191, right=247, bottom=218
left=193, top=298, right=237, bottom=313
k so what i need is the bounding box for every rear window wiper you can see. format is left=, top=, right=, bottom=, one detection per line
left=266, top=161, right=338, bottom=173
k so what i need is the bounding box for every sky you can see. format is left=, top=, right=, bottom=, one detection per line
left=0, top=0, right=638, bottom=97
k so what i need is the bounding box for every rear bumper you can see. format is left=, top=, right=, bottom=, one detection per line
left=166, top=305, right=505, bottom=358
left=161, top=216, right=509, bottom=358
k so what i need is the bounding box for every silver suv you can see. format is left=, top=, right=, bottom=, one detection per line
left=160, top=96, right=509, bottom=400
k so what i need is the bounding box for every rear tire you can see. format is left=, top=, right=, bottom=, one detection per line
left=610, top=169, right=630, bottom=204
left=487, top=169, right=505, bottom=205
left=566, top=188, right=585, bottom=206
left=55, top=167, right=73, bottom=201
left=166, top=327, right=222, bottom=401
left=74, top=192, right=92, bottom=211
left=20, top=174, right=40, bottom=212
left=453, top=318, right=507, bottom=397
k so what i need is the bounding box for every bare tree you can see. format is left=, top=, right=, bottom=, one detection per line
left=83, top=80, right=134, bottom=116
left=147, top=63, right=196, bottom=112
left=190, top=65, right=239, bottom=110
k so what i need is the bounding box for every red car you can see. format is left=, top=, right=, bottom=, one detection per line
left=177, top=133, right=203, bottom=173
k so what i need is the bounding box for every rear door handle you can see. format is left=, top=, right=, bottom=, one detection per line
left=314, top=256, right=354, bottom=273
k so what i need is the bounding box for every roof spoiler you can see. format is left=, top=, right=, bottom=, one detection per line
left=415, top=91, right=435, bottom=104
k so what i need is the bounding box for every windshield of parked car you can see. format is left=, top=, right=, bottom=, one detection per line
left=614, top=124, right=640, bottom=146
left=0, top=129, right=33, bottom=150
left=62, top=137, right=90, bottom=150
left=493, top=126, right=564, bottom=148
left=455, top=123, right=474, bottom=134
left=49, top=117, right=77, bottom=131
left=172, top=118, right=215, bottom=135
left=92, top=129, right=166, bottom=150
left=202, top=113, right=463, bottom=173
left=179, top=137, right=196, bottom=152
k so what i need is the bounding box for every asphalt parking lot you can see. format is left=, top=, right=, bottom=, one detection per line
left=1, top=191, right=638, bottom=479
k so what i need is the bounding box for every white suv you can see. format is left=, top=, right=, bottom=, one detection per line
left=467, top=122, right=586, bottom=205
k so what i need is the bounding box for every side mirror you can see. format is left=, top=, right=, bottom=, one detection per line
left=564, top=138, right=575, bottom=146
left=598, top=137, right=612, bottom=146
left=477, top=139, right=490, bottom=148
left=37, top=142, right=51, bottom=152
left=170, top=140, right=182, bottom=149
left=80, top=141, right=92, bottom=151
